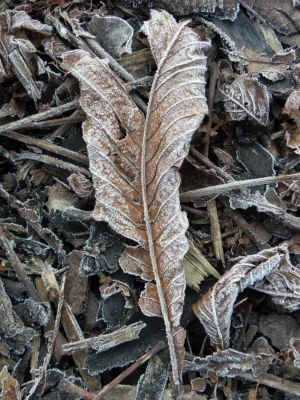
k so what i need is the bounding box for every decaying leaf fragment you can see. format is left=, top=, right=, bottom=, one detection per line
left=184, top=240, right=220, bottom=291
left=241, top=0, right=300, bottom=35
left=219, top=72, right=271, bottom=126
left=0, top=366, right=21, bottom=400
left=193, top=244, right=295, bottom=349
left=124, top=0, right=239, bottom=20
left=62, top=10, right=208, bottom=390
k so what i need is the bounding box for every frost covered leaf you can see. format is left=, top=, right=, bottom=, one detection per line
left=62, top=10, right=208, bottom=389
left=253, top=258, right=300, bottom=312
left=219, top=74, right=271, bottom=126
left=68, top=173, right=94, bottom=199
left=63, top=321, right=146, bottom=354
left=88, top=16, right=134, bottom=58
left=240, top=0, right=300, bottom=35
left=228, top=188, right=300, bottom=231
left=289, top=338, right=300, bottom=368
left=0, top=366, right=21, bottom=400
left=193, top=245, right=290, bottom=349
left=185, top=348, right=272, bottom=377
left=125, top=0, right=239, bottom=19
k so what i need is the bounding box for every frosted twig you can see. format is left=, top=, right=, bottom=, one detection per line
left=181, top=173, right=300, bottom=201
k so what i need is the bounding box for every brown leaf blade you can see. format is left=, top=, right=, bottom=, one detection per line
left=193, top=245, right=290, bottom=349
left=62, top=10, right=208, bottom=390
left=219, top=75, right=271, bottom=126
left=0, top=366, right=21, bottom=400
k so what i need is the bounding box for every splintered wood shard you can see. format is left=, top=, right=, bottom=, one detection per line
left=62, top=10, right=208, bottom=390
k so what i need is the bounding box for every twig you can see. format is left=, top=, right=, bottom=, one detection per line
left=0, top=130, right=89, bottom=165
left=239, top=372, right=300, bottom=397
left=41, top=275, right=66, bottom=395
left=16, top=115, right=84, bottom=130
left=203, top=63, right=218, bottom=157
left=0, top=100, right=78, bottom=134
left=61, top=341, right=167, bottom=400
left=60, top=380, right=96, bottom=400
left=93, top=341, right=167, bottom=400
left=189, top=147, right=233, bottom=181
left=38, top=262, right=99, bottom=389
left=10, top=151, right=91, bottom=176
left=181, top=173, right=300, bottom=201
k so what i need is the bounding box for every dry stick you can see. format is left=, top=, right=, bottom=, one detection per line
left=0, top=131, right=89, bottom=165
left=10, top=151, right=91, bottom=176
left=61, top=341, right=167, bottom=400
left=203, top=62, right=218, bottom=158
left=60, top=380, right=95, bottom=400
left=190, top=146, right=233, bottom=181
left=17, top=115, right=84, bottom=130
left=93, top=341, right=167, bottom=400
left=239, top=372, right=300, bottom=397
left=41, top=275, right=66, bottom=395
left=180, top=172, right=300, bottom=201
left=0, top=226, right=39, bottom=302
left=16, top=109, right=82, bottom=182
left=0, top=100, right=78, bottom=134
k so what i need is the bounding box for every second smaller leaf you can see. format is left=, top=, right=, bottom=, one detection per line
left=219, top=73, right=271, bottom=126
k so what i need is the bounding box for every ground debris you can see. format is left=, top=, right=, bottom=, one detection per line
left=0, top=1, right=299, bottom=399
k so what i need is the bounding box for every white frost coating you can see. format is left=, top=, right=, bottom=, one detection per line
left=219, top=75, right=271, bottom=126
left=62, top=9, right=208, bottom=390
left=193, top=244, right=292, bottom=349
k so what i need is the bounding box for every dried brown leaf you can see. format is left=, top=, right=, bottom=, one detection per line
left=126, top=0, right=239, bottom=19
left=193, top=245, right=292, bottom=349
left=62, top=10, right=208, bottom=389
left=0, top=366, right=21, bottom=400
left=68, top=173, right=94, bottom=199
left=219, top=74, right=271, bottom=126
left=241, top=0, right=300, bottom=35
left=228, top=188, right=300, bottom=231
left=254, top=260, right=300, bottom=312
left=87, top=15, right=134, bottom=58
left=205, top=10, right=295, bottom=79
